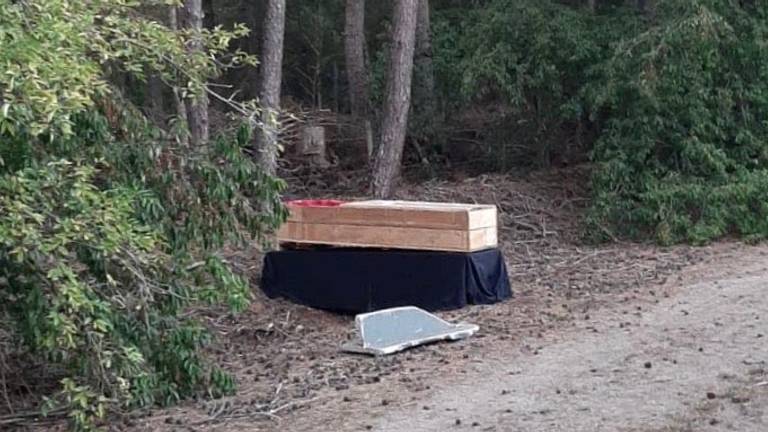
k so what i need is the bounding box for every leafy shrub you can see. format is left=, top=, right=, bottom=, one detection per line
left=587, top=0, right=768, bottom=243
left=432, top=0, right=609, bottom=167
left=0, top=0, right=285, bottom=429
left=434, top=0, right=768, bottom=243
left=0, top=162, right=244, bottom=428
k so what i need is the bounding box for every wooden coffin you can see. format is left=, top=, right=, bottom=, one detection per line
left=277, top=200, right=498, bottom=252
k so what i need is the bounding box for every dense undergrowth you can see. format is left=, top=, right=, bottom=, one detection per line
left=433, top=0, right=768, bottom=243
left=0, top=1, right=284, bottom=429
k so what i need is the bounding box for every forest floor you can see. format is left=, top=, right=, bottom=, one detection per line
left=16, top=166, right=768, bottom=431
left=366, top=247, right=768, bottom=432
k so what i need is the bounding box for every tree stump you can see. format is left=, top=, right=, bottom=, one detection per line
left=299, top=125, right=330, bottom=168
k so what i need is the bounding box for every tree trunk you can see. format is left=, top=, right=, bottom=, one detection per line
left=411, top=0, right=436, bottom=142
left=246, top=3, right=262, bottom=99
left=371, top=0, right=419, bottom=198
left=180, top=0, right=209, bottom=148
left=255, top=0, right=286, bottom=176
left=587, top=0, right=597, bottom=13
left=344, top=0, right=370, bottom=119
left=169, top=6, right=189, bottom=143
left=147, top=73, right=165, bottom=123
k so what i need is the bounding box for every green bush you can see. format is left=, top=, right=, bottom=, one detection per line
left=0, top=161, right=243, bottom=427
left=587, top=0, right=768, bottom=243
left=0, top=1, right=285, bottom=429
left=434, top=0, right=768, bottom=243
left=432, top=0, right=623, bottom=167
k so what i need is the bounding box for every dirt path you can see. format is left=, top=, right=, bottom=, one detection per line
left=366, top=249, right=768, bottom=432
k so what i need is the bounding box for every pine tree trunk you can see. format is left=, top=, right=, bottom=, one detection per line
left=411, top=0, right=436, bottom=142
left=169, top=6, right=189, bottom=144
left=344, top=0, right=373, bottom=160
left=180, top=0, right=209, bottom=148
left=255, top=0, right=286, bottom=176
left=344, top=0, right=370, bottom=119
left=147, top=73, right=165, bottom=123
left=588, top=0, right=597, bottom=13
left=246, top=3, right=262, bottom=99
left=371, top=0, right=419, bottom=198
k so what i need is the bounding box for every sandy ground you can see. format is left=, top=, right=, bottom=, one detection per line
left=265, top=243, right=767, bottom=432
left=368, top=247, right=768, bottom=432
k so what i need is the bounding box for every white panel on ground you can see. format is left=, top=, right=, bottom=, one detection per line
left=342, top=306, right=479, bottom=356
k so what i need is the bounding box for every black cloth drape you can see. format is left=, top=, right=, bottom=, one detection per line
left=261, top=247, right=512, bottom=313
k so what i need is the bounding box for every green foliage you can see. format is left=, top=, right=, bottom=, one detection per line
left=0, top=0, right=284, bottom=429
left=55, top=101, right=287, bottom=253
left=283, top=0, right=344, bottom=107
left=587, top=0, right=768, bottom=243
left=432, top=0, right=611, bottom=166
left=434, top=0, right=768, bottom=243
left=0, top=162, right=247, bottom=429
left=0, top=0, right=253, bottom=140
left=449, top=1, right=598, bottom=109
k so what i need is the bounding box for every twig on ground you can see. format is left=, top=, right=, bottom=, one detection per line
left=0, top=408, right=68, bottom=426
left=192, top=396, right=325, bottom=425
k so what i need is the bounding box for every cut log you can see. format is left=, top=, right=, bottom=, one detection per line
left=298, top=125, right=330, bottom=167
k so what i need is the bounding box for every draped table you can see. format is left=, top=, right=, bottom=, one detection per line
left=261, top=247, right=511, bottom=313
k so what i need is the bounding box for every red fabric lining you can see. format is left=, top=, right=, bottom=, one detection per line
left=285, top=199, right=346, bottom=208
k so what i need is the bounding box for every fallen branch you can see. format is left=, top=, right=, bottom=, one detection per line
left=192, top=396, right=325, bottom=425
left=0, top=408, right=68, bottom=426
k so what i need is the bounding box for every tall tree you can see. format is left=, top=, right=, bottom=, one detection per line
left=344, top=0, right=373, bottom=158
left=255, top=0, right=286, bottom=175
left=371, top=0, right=419, bottom=198
left=180, top=0, right=209, bottom=147
left=411, top=0, right=436, bottom=143
left=344, top=0, right=369, bottom=119
left=169, top=6, right=188, bottom=136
